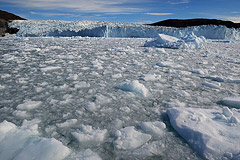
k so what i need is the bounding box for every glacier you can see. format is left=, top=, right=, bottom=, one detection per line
left=9, top=20, right=240, bottom=40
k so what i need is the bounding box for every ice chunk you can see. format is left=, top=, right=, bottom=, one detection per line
left=167, top=107, right=240, bottom=160
left=71, top=125, right=107, bottom=145
left=41, top=66, right=61, bottom=72
left=67, top=149, right=101, bottom=160
left=56, top=119, right=78, bottom=128
left=75, top=81, right=90, bottom=89
left=144, top=34, right=184, bottom=49
left=202, top=82, right=221, bottom=89
left=0, top=120, right=71, bottom=160
left=13, top=110, right=30, bottom=118
left=113, top=126, right=151, bottom=150
left=220, top=97, right=240, bottom=108
left=144, top=32, right=206, bottom=49
left=95, top=94, right=112, bottom=104
left=21, top=119, right=41, bottom=135
left=115, top=80, right=149, bottom=97
left=139, top=73, right=161, bottom=81
left=222, top=107, right=233, bottom=117
left=140, top=121, right=166, bottom=137
left=155, top=34, right=180, bottom=44
left=17, top=100, right=42, bottom=111
left=156, top=61, right=174, bottom=67
left=84, top=102, right=100, bottom=112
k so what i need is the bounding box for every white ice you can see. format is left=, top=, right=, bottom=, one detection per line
left=17, top=100, right=42, bottom=111
left=220, top=97, right=240, bottom=108
left=115, top=80, right=149, bottom=97
left=0, top=120, right=71, bottom=160
left=113, top=126, right=152, bottom=150
left=167, top=107, right=240, bottom=160
left=140, top=121, right=166, bottom=137
left=71, top=124, right=107, bottom=145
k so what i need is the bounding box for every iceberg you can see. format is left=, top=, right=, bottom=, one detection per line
left=144, top=32, right=206, bottom=49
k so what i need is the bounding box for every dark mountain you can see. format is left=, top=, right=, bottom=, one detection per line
left=0, top=10, right=25, bottom=21
left=149, top=18, right=240, bottom=29
left=0, top=10, right=25, bottom=36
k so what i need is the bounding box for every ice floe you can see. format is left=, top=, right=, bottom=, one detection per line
left=66, top=149, right=101, bottom=160
left=140, top=121, right=166, bottom=137
left=167, top=107, right=240, bottom=160
left=17, top=100, right=42, bottom=111
left=71, top=125, right=107, bottom=145
left=115, top=80, right=149, bottom=97
left=0, top=120, right=71, bottom=160
left=220, top=97, right=240, bottom=108
left=113, top=126, right=152, bottom=150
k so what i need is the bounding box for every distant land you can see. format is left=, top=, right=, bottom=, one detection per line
left=0, top=10, right=25, bottom=36
left=149, top=18, right=240, bottom=29
left=1, top=10, right=240, bottom=37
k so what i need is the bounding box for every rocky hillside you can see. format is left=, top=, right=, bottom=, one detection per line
left=149, top=18, right=240, bottom=29
left=0, top=10, right=25, bottom=36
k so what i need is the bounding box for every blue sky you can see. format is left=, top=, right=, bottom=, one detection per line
left=1, top=0, right=240, bottom=23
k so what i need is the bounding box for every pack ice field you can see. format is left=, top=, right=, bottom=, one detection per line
left=0, top=20, right=240, bottom=160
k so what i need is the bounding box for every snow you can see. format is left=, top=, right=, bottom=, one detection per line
left=167, top=107, right=240, bottom=160
left=113, top=126, right=152, bottom=150
left=0, top=120, right=71, bottom=160
left=115, top=80, right=149, bottom=97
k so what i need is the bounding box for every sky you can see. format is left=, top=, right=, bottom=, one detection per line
left=1, top=0, right=240, bottom=23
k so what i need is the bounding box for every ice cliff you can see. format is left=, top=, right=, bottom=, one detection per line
left=9, top=20, right=240, bottom=40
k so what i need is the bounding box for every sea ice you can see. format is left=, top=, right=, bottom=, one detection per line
left=66, top=149, right=102, bottom=160
left=140, top=121, right=166, bottom=137
left=41, top=66, right=61, bottom=72
left=56, top=119, right=78, bottom=128
left=167, top=107, right=240, bottom=160
left=71, top=125, right=107, bottom=145
left=139, top=73, right=161, bottom=81
left=17, top=100, right=42, bottom=111
left=0, top=120, right=71, bottom=160
left=220, top=97, right=240, bottom=108
left=115, top=80, right=149, bottom=97
left=74, top=81, right=91, bottom=89
left=113, top=126, right=152, bottom=150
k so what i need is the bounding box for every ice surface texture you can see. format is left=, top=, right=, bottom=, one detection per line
left=1, top=35, right=240, bottom=160
left=167, top=107, right=240, bottom=160
left=9, top=20, right=240, bottom=40
left=0, top=120, right=71, bottom=160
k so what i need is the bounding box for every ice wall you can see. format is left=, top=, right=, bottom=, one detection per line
left=9, top=20, right=240, bottom=40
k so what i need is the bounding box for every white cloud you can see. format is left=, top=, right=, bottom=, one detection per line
left=168, top=0, right=190, bottom=5
left=225, top=17, right=240, bottom=23
left=231, top=12, right=240, bottom=14
left=145, top=13, right=173, bottom=16
left=3, top=0, right=144, bottom=13
left=30, top=11, right=75, bottom=16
